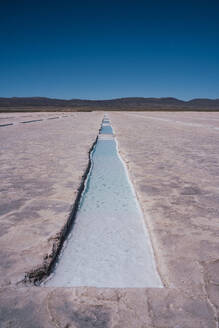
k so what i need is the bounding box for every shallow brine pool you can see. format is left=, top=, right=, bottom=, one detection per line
left=45, top=118, right=162, bottom=287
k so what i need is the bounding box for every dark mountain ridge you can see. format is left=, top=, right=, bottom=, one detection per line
left=0, top=97, right=219, bottom=110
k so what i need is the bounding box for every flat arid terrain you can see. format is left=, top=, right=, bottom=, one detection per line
left=0, top=111, right=218, bottom=327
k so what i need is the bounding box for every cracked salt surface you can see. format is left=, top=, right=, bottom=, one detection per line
left=45, top=116, right=163, bottom=288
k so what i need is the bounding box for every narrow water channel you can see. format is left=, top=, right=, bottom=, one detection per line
left=45, top=116, right=162, bottom=288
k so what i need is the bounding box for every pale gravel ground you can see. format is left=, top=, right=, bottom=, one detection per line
left=0, top=111, right=218, bottom=327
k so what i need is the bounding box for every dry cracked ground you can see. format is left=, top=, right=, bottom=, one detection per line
left=0, top=111, right=218, bottom=327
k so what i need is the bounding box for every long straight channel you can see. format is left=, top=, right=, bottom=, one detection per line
left=45, top=115, right=163, bottom=287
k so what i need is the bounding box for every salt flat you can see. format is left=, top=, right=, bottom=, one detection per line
left=0, top=112, right=102, bottom=285
left=0, top=111, right=218, bottom=327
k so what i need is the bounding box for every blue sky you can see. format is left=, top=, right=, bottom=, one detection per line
left=0, top=0, right=219, bottom=100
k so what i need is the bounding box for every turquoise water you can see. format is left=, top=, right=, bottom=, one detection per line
left=45, top=118, right=162, bottom=287
left=100, top=125, right=113, bottom=134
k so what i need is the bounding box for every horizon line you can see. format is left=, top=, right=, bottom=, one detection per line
left=1, top=96, right=219, bottom=102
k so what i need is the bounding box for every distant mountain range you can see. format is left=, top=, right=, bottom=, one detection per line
left=0, top=97, right=219, bottom=110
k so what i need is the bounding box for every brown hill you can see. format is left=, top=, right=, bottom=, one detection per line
left=0, top=97, right=219, bottom=110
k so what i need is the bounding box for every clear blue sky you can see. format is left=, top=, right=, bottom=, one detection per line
left=0, top=0, right=219, bottom=100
